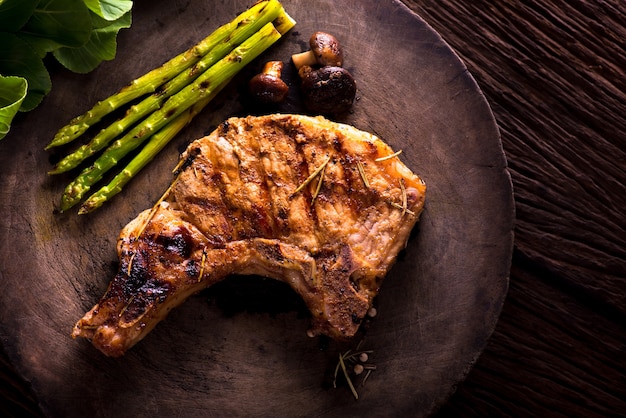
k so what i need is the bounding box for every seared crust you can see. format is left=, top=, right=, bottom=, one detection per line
left=72, top=114, right=426, bottom=356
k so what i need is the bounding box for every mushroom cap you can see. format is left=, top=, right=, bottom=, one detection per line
left=309, top=32, right=344, bottom=67
left=300, top=66, right=356, bottom=115
left=248, top=73, right=289, bottom=104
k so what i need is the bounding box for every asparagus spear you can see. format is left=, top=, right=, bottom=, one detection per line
left=270, top=4, right=297, bottom=34
left=78, top=11, right=297, bottom=214
left=60, top=22, right=283, bottom=212
left=46, top=0, right=280, bottom=149
left=49, top=1, right=286, bottom=174
left=77, top=79, right=231, bottom=214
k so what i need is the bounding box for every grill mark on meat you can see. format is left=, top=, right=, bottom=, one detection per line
left=72, top=114, right=426, bottom=357
left=290, top=129, right=335, bottom=229
left=228, top=119, right=276, bottom=238
left=257, top=241, right=285, bottom=264
left=154, top=227, right=193, bottom=259
left=119, top=248, right=150, bottom=297
left=119, top=279, right=170, bottom=327
left=185, top=259, right=200, bottom=278
left=257, top=125, right=291, bottom=237
left=181, top=195, right=233, bottom=245
left=260, top=120, right=319, bottom=235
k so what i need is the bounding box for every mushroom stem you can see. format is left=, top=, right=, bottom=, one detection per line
left=261, top=60, right=284, bottom=78
left=291, top=50, right=318, bottom=70
left=248, top=60, right=289, bottom=104
left=291, top=31, right=344, bottom=70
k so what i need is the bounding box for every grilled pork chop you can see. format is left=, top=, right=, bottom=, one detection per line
left=72, top=114, right=426, bottom=357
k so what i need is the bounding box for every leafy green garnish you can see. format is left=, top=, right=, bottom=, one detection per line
left=21, top=0, right=93, bottom=50
left=0, top=0, right=38, bottom=32
left=0, top=0, right=133, bottom=141
left=0, top=75, right=28, bottom=140
left=84, top=0, right=132, bottom=21
left=53, top=11, right=132, bottom=74
left=0, top=32, right=52, bottom=111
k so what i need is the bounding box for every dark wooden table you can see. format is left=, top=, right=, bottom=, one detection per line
left=2, top=0, right=625, bottom=416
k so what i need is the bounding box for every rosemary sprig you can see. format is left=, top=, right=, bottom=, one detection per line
left=332, top=342, right=376, bottom=400
left=118, top=295, right=135, bottom=318
left=387, top=178, right=417, bottom=216
left=389, top=201, right=416, bottom=216
left=126, top=252, right=136, bottom=276
left=293, top=155, right=331, bottom=195
left=361, top=369, right=374, bottom=386
left=332, top=349, right=350, bottom=388
left=198, top=250, right=207, bottom=283
left=134, top=169, right=183, bottom=239
left=375, top=149, right=403, bottom=162
left=125, top=170, right=184, bottom=275
left=311, top=161, right=327, bottom=204
left=399, top=178, right=407, bottom=217
left=338, top=352, right=359, bottom=400
left=356, top=160, right=370, bottom=188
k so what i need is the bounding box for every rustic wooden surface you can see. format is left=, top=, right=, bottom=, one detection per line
left=1, top=0, right=624, bottom=416
left=405, top=0, right=626, bottom=416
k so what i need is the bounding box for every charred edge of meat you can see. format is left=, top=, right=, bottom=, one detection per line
left=218, top=120, right=231, bottom=134
left=185, top=259, right=200, bottom=278
left=119, top=280, right=171, bottom=325
left=101, top=248, right=169, bottom=326
left=114, top=228, right=199, bottom=324
left=257, top=241, right=285, bottom=264
left=154, top=227, right=194, bottom=259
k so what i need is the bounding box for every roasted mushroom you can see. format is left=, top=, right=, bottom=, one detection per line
left=248, top=61, right=289, bottom=104
left=298, top=65, right=357, bottom=115
left=292, top=31, right=344, bottom=68
left=292, top=31, right=356, bottom=115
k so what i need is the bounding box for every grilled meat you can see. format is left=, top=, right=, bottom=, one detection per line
left=72, top=114, right=426, bottom=357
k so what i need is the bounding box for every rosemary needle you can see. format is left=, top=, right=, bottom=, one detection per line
left=338, top=352, right=359, bottom=400
left=332, top=346, right=376, bottom=400
left=361, top=369, right=373, bottom=386
left=389, top=201, right=416, bottom=216
left=311, top=162, right=326, bottom=204
left=118, top=295, right=135, bottom=318
left=127, top=252, right=136, bottom=276
left=400, top=178, right=407, bottom=217
left=198, top=250, right=207, bottom=283
left=375, top=149, right=403, bottom=162
left=294, top=155, right=331, bottom=194
left=356, top=160, right=370, bottom=188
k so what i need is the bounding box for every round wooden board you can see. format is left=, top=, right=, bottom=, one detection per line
left=0, top=0, right=514, bottom=416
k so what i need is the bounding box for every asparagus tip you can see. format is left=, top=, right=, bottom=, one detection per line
left=274, top=9, right=296, bottom=35
left=48, top=166, right=65, bottom=176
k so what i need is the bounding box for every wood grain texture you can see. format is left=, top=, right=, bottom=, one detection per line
left=399, top=0, right=626, bottom=416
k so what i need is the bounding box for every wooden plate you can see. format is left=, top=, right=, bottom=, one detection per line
left=0, top=0, right=514, bottom=416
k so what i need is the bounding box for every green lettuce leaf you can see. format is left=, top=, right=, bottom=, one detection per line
left=53, top=10, right=132, bottom=73
left=0, top=0, right=39, bottom=33
left=20, top=0, right=92, bottom=49
left=83, top=0, right=133, bottom=21
left=0, top=75, right=28, bottom=140
left=0, top=0, right=133, bottom=140
left=0, top=32, right=52, bottom=112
